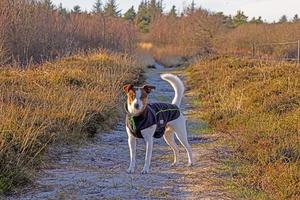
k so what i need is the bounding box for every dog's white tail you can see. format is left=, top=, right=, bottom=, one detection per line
left=160, top=74, right=184, bottom=107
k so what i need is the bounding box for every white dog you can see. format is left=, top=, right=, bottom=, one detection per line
left=123, top=74, right=193, bottom=174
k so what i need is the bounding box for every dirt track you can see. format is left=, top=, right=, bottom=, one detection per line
left=8, top=65, right=231, bottom=200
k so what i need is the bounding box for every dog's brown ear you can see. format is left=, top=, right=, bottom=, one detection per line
left=123, top=84, right=134, bottom=93
left=142, top=85, right=156, bottom=94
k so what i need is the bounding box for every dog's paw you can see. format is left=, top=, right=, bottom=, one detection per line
left=127, top=167, right=135, bottom=174
left=187, top=162, right=194, bottom=167
left=141, top=168, right=150, bottom=174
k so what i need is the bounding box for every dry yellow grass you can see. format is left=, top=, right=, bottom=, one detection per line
left=217, top=22, right=300, bottom=57
left=186, top=56, right=300, bottom=199
left=0, top=0, right=137, bottom=65
left=0, top=50, right=142, bottom=194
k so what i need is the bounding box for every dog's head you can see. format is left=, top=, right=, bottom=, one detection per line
left=123, top=84, right=156, bottom=116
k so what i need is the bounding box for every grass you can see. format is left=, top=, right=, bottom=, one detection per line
left=185, top=56, right=300, bottom=199
left=0, top=50, right=142, bottom=194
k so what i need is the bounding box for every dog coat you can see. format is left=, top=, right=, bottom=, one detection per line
left=125, top=103, right=181, bottom=138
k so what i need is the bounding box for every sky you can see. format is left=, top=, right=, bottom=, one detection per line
left=51, top=0, right=300, bottom=22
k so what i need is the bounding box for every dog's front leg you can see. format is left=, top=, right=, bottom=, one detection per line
left=126, top=127, right=136, bottom=173
left=141, top=125, right=156, bottom=174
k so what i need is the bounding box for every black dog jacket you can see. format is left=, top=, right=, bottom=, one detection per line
left=125, top=103, right=181, bottom=138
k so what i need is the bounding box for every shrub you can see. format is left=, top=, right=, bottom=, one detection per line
left=0, top=0, right=137, bottom=65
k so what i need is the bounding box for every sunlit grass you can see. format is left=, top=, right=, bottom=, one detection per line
left=186, top=56, right=300, bottom=199
left=0, top=50, right=142, bottom=194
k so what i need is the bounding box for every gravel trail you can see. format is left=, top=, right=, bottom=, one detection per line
left=8, top=65, right=231, bottom=200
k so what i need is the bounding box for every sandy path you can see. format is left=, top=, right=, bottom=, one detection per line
left=7, top=66, right=231, bottom=200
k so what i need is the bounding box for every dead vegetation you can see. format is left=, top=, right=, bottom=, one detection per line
left=0, top=0, right=137, bottom=65
left=186, top=56, right=300, bottom=199
left=0, top=51, right=142, bottom=194
left=146, top=8, right=300, bottom=64
left=218, top=22, right=300, bottom=58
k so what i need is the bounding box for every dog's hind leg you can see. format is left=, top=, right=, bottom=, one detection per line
left=169, top=116, right=194, bottom=166
left=163, top=127, right=179, bottom=166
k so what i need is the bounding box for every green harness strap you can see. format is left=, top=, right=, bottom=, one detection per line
left=155, top=108, right=180, bottom=115
left=130, top=116, right=136, bottom=131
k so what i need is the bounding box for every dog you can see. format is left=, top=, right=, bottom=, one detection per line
left=123, top=73, right=193, bottom=174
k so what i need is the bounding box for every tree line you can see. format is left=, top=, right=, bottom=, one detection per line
left=1, top=0, right=299, bottom=65
left=61, top=0, right=299, bottom=31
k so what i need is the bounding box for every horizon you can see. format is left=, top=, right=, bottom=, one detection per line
left=51, top=0, right=300, bottom=22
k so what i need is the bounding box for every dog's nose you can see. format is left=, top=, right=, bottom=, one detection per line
left=134, top=103, right=139, bottom=109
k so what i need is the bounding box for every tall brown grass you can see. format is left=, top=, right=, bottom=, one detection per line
left=0, top=50, right=142, bottom=194
left=217, top=22, right=300, bottom=58
left=146, top=9, right=300, bottom=62
left=146, top=9, right=224, bottom=66
left=0, top=0, right=137, bottom=65
left=186, top=56, right=300, bottom=199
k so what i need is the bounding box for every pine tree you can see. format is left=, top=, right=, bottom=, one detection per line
left=148, top=0, right=162, bottom=18
left=185, top=0, right=196, bottom=15
left=72, top=5, right=81, bottom=13
left=249, top=16, right=263, bottom=24
left=215, top=12, right=233, bottom=27
left=124, top=6, right=136, bottom=21
left=43, top=0, right=54, bottom=10
left=93, top=0, right=103, bottom=13
left=156, top=0, right=163, bottom=13
left=136, top=1, right=151, bottom=33
left=191, top=0, right=195, bottom=13
left=279, top=15, right=288, bottom=23
left=58, top=3, right=67, bottom=15
left=256, top=16, right=263, bottom=23
left=232, top=10, right=248, bottom=27
left=168, top=5, right=177, bottom=18
left=293, top=14, right=299, bottom=22
left=104, top=0, right=121, bottom=17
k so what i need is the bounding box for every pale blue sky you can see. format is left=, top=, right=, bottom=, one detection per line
left=52, top=0, right=300, bottom=22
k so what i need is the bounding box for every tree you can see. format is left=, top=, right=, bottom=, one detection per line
left=43, top=0, right=54, bottom=10
left=191, top=0, right=196, bottom=12
left=72, top=5, right=81, bottom=13
left=232, top=10, right=248, bottom=27
left=279, top=15, right=288, bottom=23
left=185, top=0, right=196, bottom=15
left=215, top=12, right=233, bottom=27
left=148, top=0, right=163, bottom=19
left=124, top=6, right=136, bottom=21
left=256, top=16, right=263, bottom=23
left=93, top=0, right=103, bottom=13
left=168, top=5, right=177, bottom=18
left=58, top=3, right=67, bottom=15
left=103, top=0, right=121, bottom=17
left=249, top=16, right=263, bottom=24
left=136, top=1, right=151, bottom=32
left=156, top=0, right=163, bottom=13
left=293, top=14, right=299, bottom=22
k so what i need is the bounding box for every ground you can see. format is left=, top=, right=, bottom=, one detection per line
left=7, top=66, right=231, bottom=200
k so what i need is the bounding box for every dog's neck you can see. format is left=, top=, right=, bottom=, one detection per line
left=125, top=102, right=147, bottom=117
